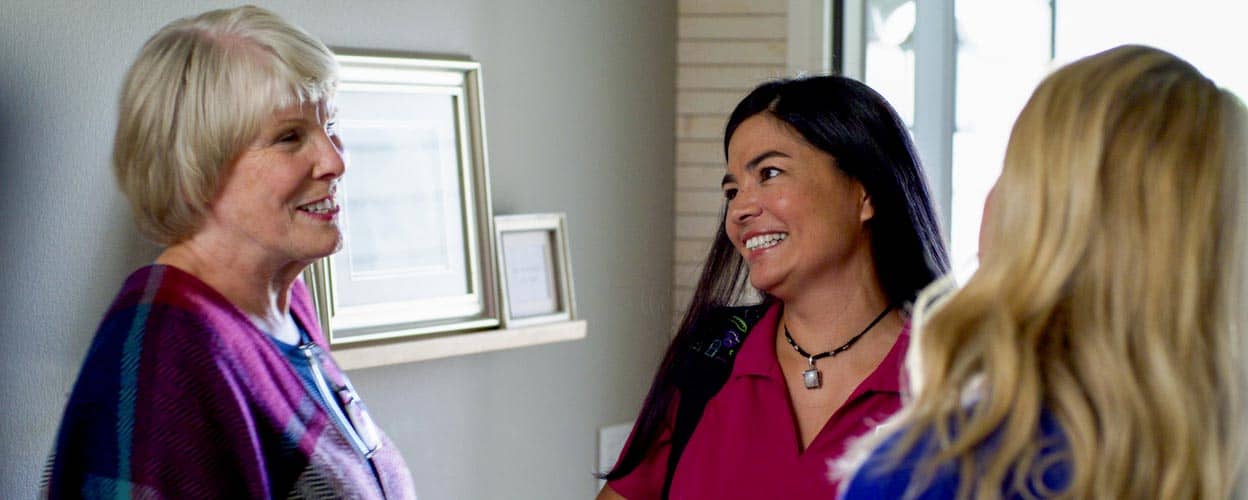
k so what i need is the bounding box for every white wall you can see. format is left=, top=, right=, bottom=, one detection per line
left=0, top=2, right=675, bottom=498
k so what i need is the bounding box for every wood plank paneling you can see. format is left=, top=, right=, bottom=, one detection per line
left=678, top=41, right=786, bottom=64
left=672, top=0, right=787, bottom=325
left=677, top=64, right=786, bottom=90
left=676, top=90, right=745, bottom=114
left=679, top=15, right=787, bottom=40
left=674, top=263, right=703, bottom=285
left=678, top=0, right=787, bottom=15
left=676, top=114, right=729, bottom=140
left=675, top=238, right=714, bottom=264
left=677, top=165, right=725, bottom=190
left=676, top=190, right=725, bottom=215
left=675, top=214, right=721, bottom=240
left=676, top=140, right=722, bottom=164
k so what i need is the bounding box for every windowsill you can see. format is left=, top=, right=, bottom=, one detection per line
left=329, top=319, right=588, bottom=370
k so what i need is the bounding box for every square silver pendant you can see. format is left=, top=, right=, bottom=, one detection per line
left=802, top=368, right=822, bottom=389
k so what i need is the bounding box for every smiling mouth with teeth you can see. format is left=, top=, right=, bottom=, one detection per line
left=745, top=232, right=788, bottom=250
left=297, top=198, right=338, bottom=215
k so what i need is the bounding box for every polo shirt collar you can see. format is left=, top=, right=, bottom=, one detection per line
left=858, top=323, right=909, bottom=394
left=732, top=301, right=784, bottom=379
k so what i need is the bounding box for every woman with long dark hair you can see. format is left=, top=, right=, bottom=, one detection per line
left=598, top=76, right=948, bottom=499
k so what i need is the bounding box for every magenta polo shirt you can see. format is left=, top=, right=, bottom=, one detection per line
left=609, top=302, right=909, bottom=499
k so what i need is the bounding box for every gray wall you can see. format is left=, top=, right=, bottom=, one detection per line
left=0, top=1, right=674, bottom=498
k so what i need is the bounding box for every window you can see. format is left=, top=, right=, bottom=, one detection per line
left=1055, top=0, right=1248, bottom=97
left=863, top=0, right=916, bottom=126
left=950, top=0, right=1052, bottom=270
left=846, top=0, right=1246, bottom=273
left=854, top=0, right=1053, bottom=272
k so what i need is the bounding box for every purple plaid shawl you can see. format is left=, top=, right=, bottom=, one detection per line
left=47, top=265, right=416, bottom=499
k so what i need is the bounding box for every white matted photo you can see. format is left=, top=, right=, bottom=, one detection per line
left=302, top=52, right=498, bottom=345
left=494, top=213, right=576, bottom=328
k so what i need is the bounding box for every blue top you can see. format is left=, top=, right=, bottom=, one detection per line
left=841, top=412, right=1071, bottom=499
left=265, top=321, right=331, bottom=414
left=265, top=318, right=380, bottom=460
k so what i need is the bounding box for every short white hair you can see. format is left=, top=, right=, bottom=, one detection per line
left=113, top=5, right=338, bottom=244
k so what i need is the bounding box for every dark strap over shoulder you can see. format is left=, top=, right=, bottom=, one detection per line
left=661, top=302, right=770, bottom=499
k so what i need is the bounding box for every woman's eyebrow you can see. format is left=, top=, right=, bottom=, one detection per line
left=722, top=150, right=791, bottom=186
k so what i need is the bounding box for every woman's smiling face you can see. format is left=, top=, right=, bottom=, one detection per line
left=722, top=113, right=875, bottom=299
left=200, top=100, right=347, bottom=267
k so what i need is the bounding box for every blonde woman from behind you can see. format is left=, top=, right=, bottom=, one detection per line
left=838, top=44, right=1248, bottom=499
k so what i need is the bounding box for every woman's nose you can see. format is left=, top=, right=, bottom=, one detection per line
left=314, top=132, right=346, bottom=179
left=727, top=188, right=761, bottom=224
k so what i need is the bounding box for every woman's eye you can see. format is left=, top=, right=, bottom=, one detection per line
left=760, top=167, right=781, bottom=180
left=277, top=129, right=302, bottom=143
left=723, top=188, right=738, bottom=201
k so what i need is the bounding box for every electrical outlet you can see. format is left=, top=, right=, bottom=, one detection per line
left=597, top=422, right=634, bottom=492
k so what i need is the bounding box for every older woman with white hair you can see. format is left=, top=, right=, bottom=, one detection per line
left=46, top=6, right=415, bottom=498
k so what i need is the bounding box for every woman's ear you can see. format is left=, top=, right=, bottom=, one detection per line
left=859, top=186, right=875, bottom=223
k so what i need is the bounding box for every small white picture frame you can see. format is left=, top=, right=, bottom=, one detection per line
left=494, top=213, right=576, bottom=328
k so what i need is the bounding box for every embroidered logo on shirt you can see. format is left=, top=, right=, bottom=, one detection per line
left=691, top=313, right=750, bottom=362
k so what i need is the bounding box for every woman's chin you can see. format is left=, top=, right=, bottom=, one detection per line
left=295, top=234, right=344, bottom=263
left=324, top=236, right=345, bottom=257
left=748, top=275, right=781, bottom=297
left=751, top=268, right=809, bottom=301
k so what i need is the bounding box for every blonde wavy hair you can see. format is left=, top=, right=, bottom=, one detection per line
left=845, top=45, right=1248, bottom=499
left=113, top=5, right=337, bottom=244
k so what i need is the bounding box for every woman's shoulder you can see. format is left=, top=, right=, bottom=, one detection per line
left=685, top=301, right=773, bottom=358
left=705, top=301, right=773, bottom=332
left=840, top=423, right=960, bottom=499
left=842, top=412, right=1070, bottom=499
left=70, top=268, right=252, bottom=411
left=102, top=265, right=204, bottom=326
left=676, top=300, right=775, bottom=397
left=117, top=264, right=237, bottom=311
left=94, top=265, right=255, bottom=361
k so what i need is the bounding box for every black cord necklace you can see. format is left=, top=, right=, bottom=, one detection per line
left=783, top=304, right=893, bottom=390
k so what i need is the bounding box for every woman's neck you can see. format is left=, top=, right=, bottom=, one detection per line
left=777, top=259, right=896, bottom=352
left=155, top=237, right=304, bottom=332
